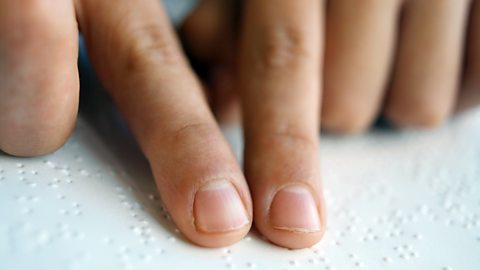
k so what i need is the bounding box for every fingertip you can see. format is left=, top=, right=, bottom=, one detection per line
left=159, top=177, right=253, bottom=248
left=255, top=184, right=326, bottom=249
left=384, top=100, right=450, bottom=129
left=0, top=72, right=79, bottom=157
left=194, top=180, right=251, bottom=234
left=0, top=120, right=75, bottom=157
left=188, top=179, right=253, bottom=247
left=187, top=222, right=252, bottom=248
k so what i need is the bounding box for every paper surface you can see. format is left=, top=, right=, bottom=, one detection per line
left=1, top=109, right=480, bottom=270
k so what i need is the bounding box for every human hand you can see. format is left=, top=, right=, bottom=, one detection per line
left=180, top=0, right=480, bottom=248
left=3, top=0, right=479, bottom=251
left=0, top=0, right=254, bottom=248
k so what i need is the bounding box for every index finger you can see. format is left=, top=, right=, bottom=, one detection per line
left=77, top=0, right=252, bottom=247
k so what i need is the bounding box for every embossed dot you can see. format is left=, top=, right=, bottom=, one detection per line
left=130, top=226, right=142, bottom=235
left=79, top=169, right=90, bottom=177
left=289, top=260, right=299, bottom=266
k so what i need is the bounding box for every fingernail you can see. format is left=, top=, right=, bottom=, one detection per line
left=194, top=180, right=249, bottom=233
left=270, top=185, right=322, bottom=233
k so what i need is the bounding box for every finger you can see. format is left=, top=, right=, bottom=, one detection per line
left=238, top=0, right=325, bottom=248
left=0, top=0, right=79, bottom=156
left=459, top=0, right=480, bottom=112
left=322, top=0, right=400, bottom=133
left=77, top=0, right=252, bottom=247
left=181, top=0, right=240, bottom=122
left=180, top=0, right=235, bottom=62
left=384, top=0, right=470, bottom=128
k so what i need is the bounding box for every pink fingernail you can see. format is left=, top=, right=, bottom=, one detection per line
left=270, top=185, right=322, bottom=233
left=194, top=180, right=249, bottom=233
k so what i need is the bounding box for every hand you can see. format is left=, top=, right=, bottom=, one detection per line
left=0, top=0, right=253, bottom=248
left=181, top=0, right=480, bottom=248
left=2, top=0, right=479, bottom=251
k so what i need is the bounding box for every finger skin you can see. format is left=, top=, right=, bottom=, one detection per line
left=0, top=0, right=79, bottom=156
left=238, top=0, right=326, bottom=249
left=459, top=0, right=480, bottom=112
left=77, top=0, right=252, bottom=247
left=323, top=0, right=400, bottom=133
left=385, top=0, right=470, bottom=128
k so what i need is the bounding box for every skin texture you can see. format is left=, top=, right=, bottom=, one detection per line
left=1, top=0, right=480, bottom=249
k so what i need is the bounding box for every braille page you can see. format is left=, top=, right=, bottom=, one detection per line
left=1, top=109, right=479, bottom=270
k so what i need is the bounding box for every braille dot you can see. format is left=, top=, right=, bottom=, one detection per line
left=413, top=233, right=423, bottom=240
left=383, top=257, right=392, bottom=263
left=28, top=196, right=39, bottom=203
left=80, top=169, right=90, bottom=177
left=325, top=265, right=336, bottom=270
left=37, top=232, right=50, bottom=245
left=154, top=247, right=165, bottom=254
left=49, top=183, right=59, bottom=189
left=354, top=261, right=364, bottom=268
left=45, top=161, right=56, bottom=168
left=289, top=260, right=299, bottom=266
left=140, top=253, right=151, bottom=263
left=130, top=226, right=142, bottom=235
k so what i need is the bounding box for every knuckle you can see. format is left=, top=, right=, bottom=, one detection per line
left=14, top=0, right=53, bottom=14
left=171, top=122, right=216, bottom=143
left=123, top=22, right=183, bottom=72
left=260, top=26, right=316, bottom=69
left=265, top=124, right=318, bottom=150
